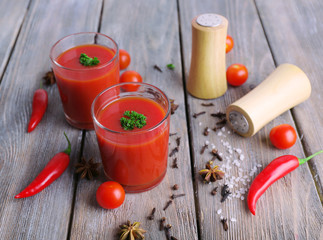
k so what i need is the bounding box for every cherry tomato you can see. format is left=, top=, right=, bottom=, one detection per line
left=119, top=49, right=131, bottom=70
left=226, top=63, right=248, bottom=86
left=226, top=35, right=234, bottom=53
left=96, top=181, right=125, bottom=209
left=120, top=70, right=143, bottom=91
left=269, top=124, right=297, bottom=149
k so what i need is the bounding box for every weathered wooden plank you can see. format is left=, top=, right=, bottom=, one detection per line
left=0, top=0, right=30, bottom=79
left=179, top=0, right=323, bottom=239
left=69, top=0, right=198, bottom=239
left=0, top=0, right=102, bottom=239
left=255, top=0, right=323, bottom=200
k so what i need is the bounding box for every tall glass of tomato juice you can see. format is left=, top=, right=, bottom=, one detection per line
left=92, top=83, right=171, bottom=193
left=50, top=32, right=119, bottom=130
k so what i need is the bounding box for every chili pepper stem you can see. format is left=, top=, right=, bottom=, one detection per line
left=299, top=150, right=323, bottom=165
left=63, top=132, right=71, bottom=155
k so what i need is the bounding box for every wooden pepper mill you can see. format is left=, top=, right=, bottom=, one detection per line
left=187, top=13, right=228, bottom=99
left=226, top=63, right=311, bottom=137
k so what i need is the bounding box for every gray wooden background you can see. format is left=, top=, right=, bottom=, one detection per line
left=0, top=0, right=322, bottom=239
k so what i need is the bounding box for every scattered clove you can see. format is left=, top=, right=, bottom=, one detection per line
left=211, top=149, right=223, bottom=161
left=193, top=111, right=206, bottom=118
left=170, top=99, right=179, bottom=115
left=163, top=200, right=173, bottom=211
left=201, top=103, right=214, bottom=107
left=172, top=184, right=179, bottom=190
left=211, top=112, right=226, bottom=118
left=211, top=187, right=218, bottom=196
left=147, top=207, right=156, bottom=220
left=43, top=70, right=56, bottom=85
left=170, top=193, right=185, bottom=200
left=153, top=64, right=163, bottom=72
left=216, top=119, right=227, bottom=126
left=165, top=224, right=172, bottom=240
left=221, top=184, right=231, bottom=202
left=176, top=137, right=181, bottom=147
left=200, top=144, right=208, bottom=154
left=169, top=132, right=177, bottom=137
left=221, top=218, right=228, bottom=231
left=169, top=147, right=179, bottom=157
left=171, top=237, right=178, bottom=240
left=159, top=217, right=166, bottom=231
left=172, top=158, right=178, bottom=168
left=203, top=127, right=210, bottom=136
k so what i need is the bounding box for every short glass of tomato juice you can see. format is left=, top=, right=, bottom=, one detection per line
left=92, top=82, right=171, bottom=193
left=50, top=32, right=119, bottom=129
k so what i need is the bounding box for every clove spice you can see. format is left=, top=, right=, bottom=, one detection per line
left=221, top=184, right=231, bottom=202
left=159, top=217, right=166, bottom=231
left=169, top=147, right=179, bottom=157
left=211, top=112, right=226, bottom=118
left=170, top=99, right=179, bottom=115
left=211, top=187, right=218, bottom=196
left=169, top=132, right=177, bottom=137
left=193, top=111, right=206, bottom=118
left=163, top=200, right=173, bottom=211
left=216, top=119, right=227, bottom=126
left=147, top=207, right=156, bottom=220
left=172, top=184, right=179, bottom=190
left=200, top=144, right=208, bottom=154
left=221, top=218, right=228, bottom=231
left=201, top=103, right=214, bottom=107
left=203, top=127, right=210, bottom=136
left=172, top=158, right=178, bottom=168
left=211, top=149, right=223, bottom=161
left=153, top=64, right=163, bottom=72
left=176, top=137, right=181, bottom=147
left=170, top=193, right=185, bottom=199
left=165, top=224, right=172, bottom=240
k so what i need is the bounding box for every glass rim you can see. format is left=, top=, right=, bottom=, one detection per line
left=91, top=82, right=171, bottom=135
left=49, top=32, right=119, bottom=72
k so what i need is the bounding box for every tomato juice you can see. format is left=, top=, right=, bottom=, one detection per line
left=94, top=94, right=170, bottom=193
left=50, top=33, right=119, bottom=129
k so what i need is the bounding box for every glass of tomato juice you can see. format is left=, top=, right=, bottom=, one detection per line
left=91, top=82, right=171, bottom=192
left=50, top=32, right=119, bottom=129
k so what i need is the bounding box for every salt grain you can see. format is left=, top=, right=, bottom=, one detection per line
left=241, top=196, right=245, bottom=200
left=217, top=209, right=222, bottom=215
left=199, top=122, right=202, bottom=126
left=231, top=218, right=237, bottom=222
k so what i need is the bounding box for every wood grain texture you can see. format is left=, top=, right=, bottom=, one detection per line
left=255, top=0, right=323, bottom=201
left=0, top=0, right=30, bottom=79
left=0, top=0, right=102, bottom=239
left=179, top=0, right=323, bottom=239
left=69, top=0, right=198, bottom=239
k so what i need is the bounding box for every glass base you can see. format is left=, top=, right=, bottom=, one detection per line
left=104, top=170, right=167, bottom=193
left=65, top=114, right=94, bottom=130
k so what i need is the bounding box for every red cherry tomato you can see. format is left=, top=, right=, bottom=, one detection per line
left=226, top=35, right=234, bottom=53
left=120, top=70, right=143, bottom=91
left=226, top=64, right=248, bottom=86
left=269, top=124, right=297, bottom=149
left=96, top=181, right=125, bottom=209
left=119, top=49, right=131, bottom=70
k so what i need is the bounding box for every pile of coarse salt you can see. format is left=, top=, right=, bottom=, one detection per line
left=203, top=126, right=263, bottom=221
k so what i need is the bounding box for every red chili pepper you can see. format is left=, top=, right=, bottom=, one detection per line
left=15, top=133, right=71, bottom=199
left=247, top=150, right=323, bottom=215
left=27, top=88, right=48, bottom=132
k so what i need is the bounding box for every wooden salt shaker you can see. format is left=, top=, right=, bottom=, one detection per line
left=187, top=13, right=228, bottom=99
left=226, top=64, right=312, bottom=137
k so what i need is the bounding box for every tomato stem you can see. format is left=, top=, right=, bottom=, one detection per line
left=63, top=132, right=71, bottom=155
left=299, top=150, right=323, bottom=165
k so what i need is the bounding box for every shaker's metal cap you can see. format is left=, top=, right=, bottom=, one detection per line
left=196, top=14, right=222, bottom=27
left=228, top=110, right=249, bottom=134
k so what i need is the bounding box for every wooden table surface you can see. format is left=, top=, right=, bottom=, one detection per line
left=1, top=0, right=323, bottom=239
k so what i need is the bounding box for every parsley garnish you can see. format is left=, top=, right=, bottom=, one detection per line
left=167, top=63, right=175, bottom=70
left=79, top=53, right=100, bottom=66
left=120, top=111, right=147, bottom=130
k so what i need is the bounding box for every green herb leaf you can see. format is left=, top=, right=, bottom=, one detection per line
left=167, top=63, right=175, bottom=70
left=79, top=53, right=100, bottom=66
left=120, top=111, right=147, bottom=130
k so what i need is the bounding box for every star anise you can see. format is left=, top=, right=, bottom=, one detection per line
left=119, top=221, right=146, bottom=240
left=43, top=70, right=56, bottom=85
left=199, top=163, right=225, bottom=183
left=75, top=157, right=100, bottom=180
